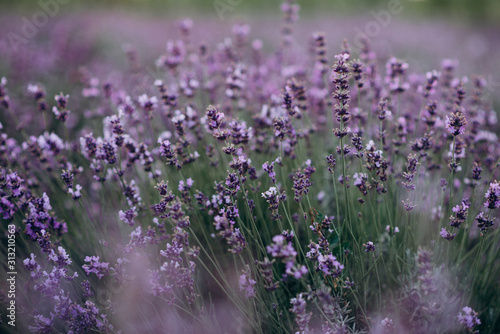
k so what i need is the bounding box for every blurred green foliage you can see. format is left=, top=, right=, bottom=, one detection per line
left=1, top=0, right=499, bottom=24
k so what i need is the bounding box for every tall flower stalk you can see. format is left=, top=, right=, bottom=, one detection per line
left=331, top=53, right=364, bottom=273
left=443, top=100, right=467, bottom=239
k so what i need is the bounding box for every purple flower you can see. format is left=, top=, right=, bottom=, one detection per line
left=54, top=93, right=69, bottom=109
left=80, top=133, right=97, bottom=159
left=158, top=138, right=179, bottom=167
left=440, top=228, right=456, bottom=241
left=417, top=248, right=437, bottom=295
left=267, top=235, right=297, bottom=258
left=292, top=165, right=313, bottom=202
left=449, top=200, right=470, bottom=228
left=262, top=186, right=283, bottom=221
left=225, top=172, right=241, bottom=196
left=214, top=211, right=246, bottom=254
left=484, top=181, right=500, bottom=209
left=53, top=292, right=72, bottom=320
left=402, top=199, right=416, bottom=212
left=262, top=161, right=277, bottom=184
left=61, top=170, right=74, bottom=189
left=178, top=178, right=194, bottom=206
left=267, top=233, right=307, bottom=279
left=440, top=178, right=448, bottom=191
left=386, top=225, right=400, bottom=234
left=288, top=264, right=307, bottom=279
left=34, top=267, right=76, bottom=297
left=385, top=57, right=409, bottom=93
left=257, top=258, right=279, bottom=291
left=27, top=83, right=46, bottom=103
left=0, top=196, right=15, bottom=219
left=149, top=269, right=174, bottom=300
left=225, top=64, right=246, bottom=100
left=471, top=162, right=482, bottom=181
left=24, top=193, right=67, bottom=240
left=24, top=253, right=41, bottom=278
left=326, top=154, right=336, bottom=173
left=380, top=317, right=394, bottom=331
left=364, top=241, right=375, bottom=252
left=48, top=246, right=72, bottom=267
left=317, top=253, right=344, bottom=277
left=458, top=306, right=481, bottom=330
left=109, top=114, right=125, bottom=146
left=160, top=242, right=184, bottom=262
left=306, top=242, right=321, bottom=261
left=5, top=172, right=24, bottom=197
left=239, top=266, right=256, bottom=298
left=123, top=180, right=142, bottom=207
left=476, top=212, right=495, bottom=235
left=68, top=184, right=82, bottom=200
left=28, top=314, right=53, bottom=334
left=52, top=93, right=70, bottom=122
left=66, top=300, right=113, bottom=333
left=156, top=39, right=185, bottom=69
left=119, top=207, right=137, bottom=226
left=332, top=51, right=351, bottom=126
left=138, top=94, right=158, bottom=111
left=377, top=99, right=390, bottom=121
left=353, top=172, right=369, bottom=196
left=82, top=280, right=94, bottom=298
left=159, top=259, right=196, bottom=303
left=206, top=105, right=225, bottom=130
left=290, top=293, right=311, bottom=333
left=445, top=110, right=467, bottom=136
left=178, top=178, right=194, bottom=192
left=126, top=226, right=152, bottom=252
left=0, top=77, right=10, bottom=108
left=83, top=256, right=110, bottom=279
left=422, top=70, right=440, bottom=97
left=273, top=116, right=287, bottom=141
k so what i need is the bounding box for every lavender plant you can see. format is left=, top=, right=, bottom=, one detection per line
left=1, top=2, right=500, bottom=333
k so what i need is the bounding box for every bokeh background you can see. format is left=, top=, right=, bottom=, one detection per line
left=1, top=0, right=499, bottom=106
left=3, top=0, right=500, bottom=22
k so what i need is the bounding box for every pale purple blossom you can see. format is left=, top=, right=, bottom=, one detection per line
left=83, top=256, right=110, bottom=279
left=68, top=184, right=82, bottom=200
left=457, top=306, right=481, bottom=330
left=440, top=228, right=456, bottom=241
left=364, top=241, right=375, bottom=252
left=239, top=266, right=256, bottom=298
left=119, top=207, right=137, bottom=226
left=484, top=181, right=500, bottom=209
left=317, top=253, right=344, bottom=277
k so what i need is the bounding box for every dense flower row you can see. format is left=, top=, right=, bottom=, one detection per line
left=0, top=1, right=499, bottom=333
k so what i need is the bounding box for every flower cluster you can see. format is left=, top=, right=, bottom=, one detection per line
left=214, top=210, right=246, bottom=254
left=292, top=160, right=315, bottom=202
left=416, top=248, right=436, bottom=295
left=332, top=53, right=351, bottom=126
left=267, top=234, right=307, bottom=279
left=290, top=293, right=311, bottom=334
left=475, top=212, right=495, bottom=235
left=457, top=306, right=481, bottom=333
left=449, top=199, right=470, bottom=228
left=483, top=181, right=500, bottom=209
left=82, top=256, right=110, bottom=279
left=52, top=93, right=70, bottom=122
left=439, top=228, right=456, bottom=241
left=239, top=265, right=257, bottom=298
left=445, top=109, right=467, bottom=136
left=262, top=186, right=285, bottom=221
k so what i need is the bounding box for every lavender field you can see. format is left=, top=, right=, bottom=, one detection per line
left=1, top=1, right=500, bottom=333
